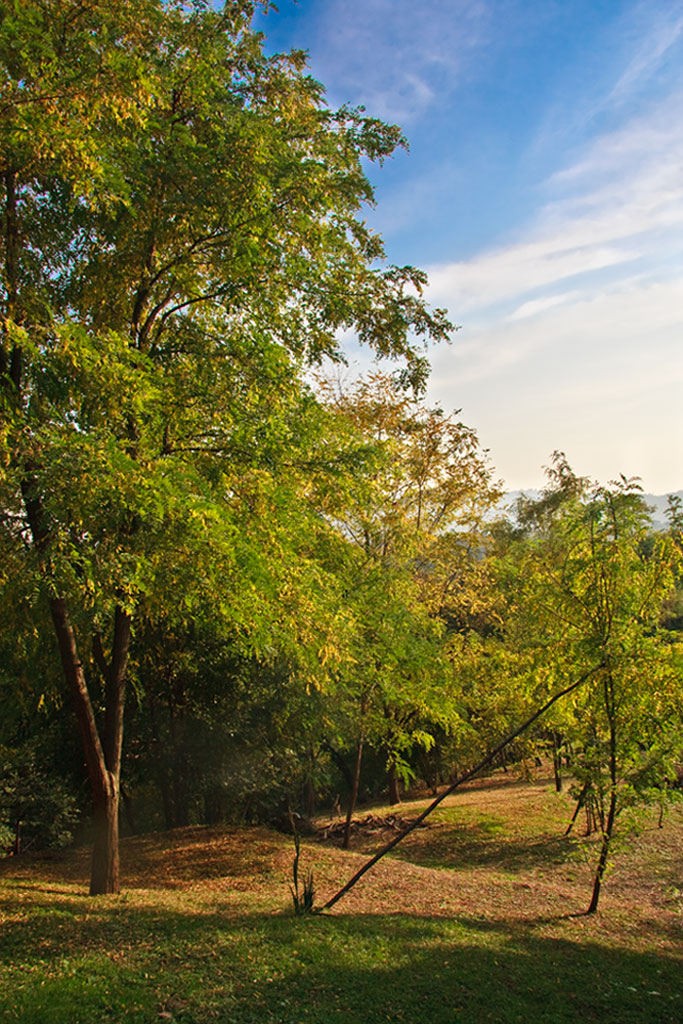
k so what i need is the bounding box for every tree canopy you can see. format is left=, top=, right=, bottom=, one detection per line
left=0, top=2, right=680, bottom=920
left=0, top=0, right=452, bottom=892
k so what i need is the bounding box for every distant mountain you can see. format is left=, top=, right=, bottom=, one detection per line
left=640, top=491, right=683, bottom=529
left=498, top=490, right=683, bottom=530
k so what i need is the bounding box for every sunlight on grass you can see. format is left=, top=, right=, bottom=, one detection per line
left=1, top=780, right=681, bottom=1024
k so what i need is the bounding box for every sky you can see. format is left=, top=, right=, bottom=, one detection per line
left=253, top=0, right=683, bottom=493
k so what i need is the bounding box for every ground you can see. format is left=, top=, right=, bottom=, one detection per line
left=0, top=773, right=681, bottom=1023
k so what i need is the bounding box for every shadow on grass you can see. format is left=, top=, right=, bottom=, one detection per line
left=1, top=890, right=681, bottom=1024
left=0, top=826, right=289, bottom=892
left=385, top=820, right=582, bottom=874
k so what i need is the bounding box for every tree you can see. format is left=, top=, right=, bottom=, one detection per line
left=502, top=459, right=683, bottom=912
left=316, top=372, right=498, bottom=816
left=0, top=0, right=450, bottom=893
left=123, top=393, right=370, bottom=829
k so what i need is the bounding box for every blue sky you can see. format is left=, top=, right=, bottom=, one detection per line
left=253, top=1, right=683, bottom=492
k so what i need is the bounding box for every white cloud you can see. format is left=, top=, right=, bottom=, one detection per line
left=294, top=0, right=683, bottom=492
left=507, top=291, right=580, bottom=322
left=529, top=0, right=683, bottom=152
left=420, top=50, right=683, bottom=491
left=428, top=243, right=639, bottom=314
left=426, top=274, right=683, bottom=490
left=425, top=84, right=683, bottom=317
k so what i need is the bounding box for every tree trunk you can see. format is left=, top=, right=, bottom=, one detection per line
left=321, top=665, right=602, bottom=912
left=148, top=694, right=175, bottom=828
left=160, top=775, right=175, bottom=829
left=172, top=763, right=190, bottom=827
left=167, top=675, right=190, bottom=827
left=586, top=786, right=617, bottom=914
left=204, top=785, right=224, bottom=826
left=587, top=671, right=618, bottom=914
left=5, top=171, right=132, bottom=896
left=551, top=731, right=563, bottom=792
left=387, top=762, right=401, bottom=805
left=565, top=781, right=588, bottom=836
left=304, top=777, right=316, bottom=819
left=342, top=735, right=364, bottom=850
left=121, top=784, right=137, bottom=835
left=50, top=597, right=130, bottom=895
left=91, top=784, right=120, bottom=895
left=322, top=741, right=354, bottom=792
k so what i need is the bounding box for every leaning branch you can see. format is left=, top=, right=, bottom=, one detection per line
left=319, top=664, right=603, bottom=912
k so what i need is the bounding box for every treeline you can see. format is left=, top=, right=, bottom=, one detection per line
left=0, top=1, right=682, bottom=913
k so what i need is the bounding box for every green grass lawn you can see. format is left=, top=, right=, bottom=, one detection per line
left=1, top=776, right=681, bottom=1024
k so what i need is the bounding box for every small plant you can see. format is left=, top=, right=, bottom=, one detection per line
left=289, top=812, right=316, bottom=915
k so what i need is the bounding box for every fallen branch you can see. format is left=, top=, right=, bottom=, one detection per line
left=319, top=664, right=603, bottom=912
left=320, top=813, right=425, bottom=842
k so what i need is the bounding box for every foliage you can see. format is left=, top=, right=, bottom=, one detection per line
left=0, top=0, right=451, bottom=891
left=314, top=372, right=499, bottom=801
left=0, top=1, right=680, bottom=923
left=489, top=456, right=683, bottom=909
left=0, top=742, right=79, bottom=853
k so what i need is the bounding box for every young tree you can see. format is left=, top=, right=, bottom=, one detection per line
left=0, top=0, right=450, bottom=892
left=503, top=460, right=683, bottom=912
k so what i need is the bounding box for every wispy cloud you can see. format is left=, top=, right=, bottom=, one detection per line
left=528, top=0, right=683, bottom=170
left=607, top=3, right=683, bottom=106
left=507, top=291, right=580, bottom=322
left=279, top=0, right=683, bottom=490
left=428, top=242, right=639, bottom=314
left=419, top=6, right=683, bottom=490
left=426, top=83, right=683, bottom=316
left=427, top=273, right=683, bottom=489
left=434, top=273, right=683, bottom=385
left=302, top=0, right=491, bottom=122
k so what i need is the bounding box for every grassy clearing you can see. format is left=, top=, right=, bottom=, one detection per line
left=1, top=774, right=681, bottom=1024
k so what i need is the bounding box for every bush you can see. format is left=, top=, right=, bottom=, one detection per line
left=0, top=744, right=79, bottom=855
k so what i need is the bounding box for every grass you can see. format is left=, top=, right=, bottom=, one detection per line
left=1, top=774, right=681, bottom=1023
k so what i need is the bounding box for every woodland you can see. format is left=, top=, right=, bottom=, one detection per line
left=0, top=0, right=682, bottom=933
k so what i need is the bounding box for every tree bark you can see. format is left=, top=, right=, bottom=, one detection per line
left=565, top=781, right=588, bottom=836
left=387, top=762, right=401, bottom=805
left=586, top=786, right=616, bottom=914
left=121, top=784, right=137, bottom=836
left=160, top=776, right=175, bottom=830
left=322, top=741, right=355, bottom=792
left=90, top=786, right=120, bottom=895
left=342, top=735, right=364, bottom=850
left=4, top=168, right=132, bottom=896
left=551, top=731, right=563, bottom=792
left=304, top=777, right=316, bottom=819
left=50, top=597, right=131, bottom=894
left=587, top=671, right=618, bottom=914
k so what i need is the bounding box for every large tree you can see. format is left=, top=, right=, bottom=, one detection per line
left=0, top=0, right=450, bottom=892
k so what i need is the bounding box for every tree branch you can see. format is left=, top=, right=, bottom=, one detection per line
left=319, top=662, right=604, bottom=912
